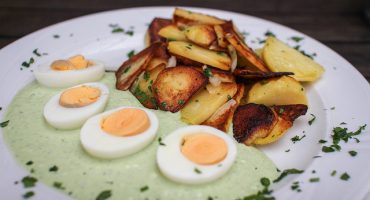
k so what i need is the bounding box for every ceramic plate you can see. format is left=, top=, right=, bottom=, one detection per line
left=0, top=6, right=369, bottom=200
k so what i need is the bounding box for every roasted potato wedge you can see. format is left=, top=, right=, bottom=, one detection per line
left=116, top=42, right=165, bottom=90
left=247, top=76, right=308, bottom=106
left=254, top=104, right=308, bottom=144
left=130, top=64, right=165, bottom=109
left=145, top=18, right=172, bottom=46
left=214, top=25, right=228, bottom=48
left=168, top=41, right=231, bottom=70
left=158, top=24, right=187, bottom=41
left=173, top=8, right=225, bottom=27
left=221, top=21, right=269, bottom=72
left=181, top=82, right=238, bottom=125
left=175, top=54, right=203, bottom=67
left=203, top=84, right=244, bottom=132
left=184, top=25, right=216, bottom=47
left=153, top=66, right=207, bottom=112
left=146, top=43, right=170, bottom=71
left=262, top=37, right=325, bottom=81
left=233, top=103, right=278, bottom=145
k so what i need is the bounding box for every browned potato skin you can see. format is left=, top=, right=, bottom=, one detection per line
left=221, top=21, right=270, bottom=72
left=153, top=66, right=208, bottom=113
left=233, top=103, right=278, bottom=145
left=233, top=67, right=294, bottom=80
left=173, top=8, right=225, bottom=27
left=147, top=43, right=170, bottom=71
left=203, top=84, right=245, bottom=132
left=147, top=18, right=172, bottom=45
left=116, top=42, right=165, bottom=90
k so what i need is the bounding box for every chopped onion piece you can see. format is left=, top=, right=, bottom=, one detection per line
left=228, top=45, right=237, bottom=72
left=166, top=56, right=177, bottom=68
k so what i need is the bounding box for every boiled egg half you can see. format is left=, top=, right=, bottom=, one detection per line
left=157, top=125, right=237, bottom=184
left=80, top=106, right=159, bottom=159
left=43, top=82, right=109, bottom=130
left=34, top=55, right=105, bottom=88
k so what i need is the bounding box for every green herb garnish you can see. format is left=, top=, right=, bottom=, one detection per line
left=53, top=34, right=60, bottom=38
left=178, top=99, right=185, bottom=105
left=227, top=95, right=232, bottom=101
left=273, top=168, right=304, bottom=183
left=26, top=161, right=33, bottom=166
left=96, top=190, right=112, bottom=200
left=125, top=30, right=134, bottom=36
left=194, top=168, right=202, bottom=174
left=291, top=181, right=301, bottom=192
left=340, top=172, right=350, bottom=181
left=23, top=191, right=35, bottom=199
left=322, top=146, right=335, bottom=153
left=0, top=120, right=9, bottom=128
left=123, top=66, right=131, bottom=74
left=143, top=71, right=150, bottom=81
left=278, top=108, right=285, bottom=115
left=160, top=102, right=167, bottom=109
left=21, top=176, right=38, bottom=188
left=53, top=182, right=65, bottom=190
left=49, top=165, right=58, bottom=172
left=203, top=67, right=212, bottom=77
left=140, top=185, right=149, bottom=192
left=308, top=114, right=316, bottom=125
left=21, top=58, right=35, bottom=68
left=348, top=150, right=357, bottom=157
left=264, top=30, right=276, bottom=37
left=290, top=36, right=304, bottom=42
left=331, top=170, right=337, bottom=176
left=242, top=177, right=275, bottom=199
left=32, top=49, right=41, bottom=57
left=309, top=177, right=320, bottom=182
left=291, top=135, right=306, bottom=143
left=158, top=137, right=166, bottom=146
left=127, top=50, right=135, bottom=58
left=318, top=139, right=327, bottom=144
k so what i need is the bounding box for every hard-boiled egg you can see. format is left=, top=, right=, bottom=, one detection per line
left=43, top=82, right=109, bottom=130
left=80, top=107, right=159, bottom=159
left=157, top=125, right=237, bottom=184
left=34, top=55, right=105, bottom=88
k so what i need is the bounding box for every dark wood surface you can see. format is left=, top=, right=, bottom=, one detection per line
left=1, top=0, right=369, bottom=82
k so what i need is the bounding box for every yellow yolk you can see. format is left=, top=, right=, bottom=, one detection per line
left=51, top=55, right=90, bottom=71
left=181, top=133, right=228, bottom=165
left=101, top=108, right=150, bottom=137
left=59, top=86, right=101, bottom=108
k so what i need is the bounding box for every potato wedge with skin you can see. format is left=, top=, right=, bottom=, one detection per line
left=203, top=84, right=244, bottom=132
left=221, top=21, right=269, bottom=72
left=181, top=82, right=238, bottom=125
left=158, top=25, right=187, bottom=41
left=253, top=104, right=308, bottom=145
left=168, top=41, right=231, bottom=70
left=233, top=67, right=294, bottom=80
left=184, top=25, right=216, bottom=47
left=247, top=76, right=308, bottom=106
left=116, top=42, right=164, bottom=90
left=146, top=43, right=170, bottom=71
left=233, top=103, right=278, bottom=145
left=130, top=64, right=165, bottom=109
left=175, top=54, right=203, bottom=67
left=263, top=36, right=325, bottom=81
left=173, top=8, right=225, bottom=27
left=145, top=18, right=172, bottom=46
left=153, top=66, right=207, bottom=112
left=214, top=25, right=228, bottom=48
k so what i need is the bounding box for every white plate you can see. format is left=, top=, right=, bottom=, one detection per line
left=0, top=6, right=369, bottom=200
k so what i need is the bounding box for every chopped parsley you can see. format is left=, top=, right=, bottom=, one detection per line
left=278, top=108, right=285, bottom=115
left=348, top=150, right=357, bottom=157
left=308, top=114, right=316, bottom=125
left=273, top=168, right=304, bottom=183
left=293, top=45, right=316, bottom=59
left=330, top=106, right=335, bottom=110
left=309, top=177, right=320, bottom=182
left=140, top=185, right=149, bottom=192
left=96, top=190, right=112, bottom=200
left=32, top=49, right=41, bottom=57
left=123, top=66, right=131, bottom=73
left=49, top=165, right=58, bottom=172
left=322, top=124, right=367, bottom=153
left=340, top=172, right=350, bottom=181
left=0, top=120, right=9, bottom=128
left=178, top=99, right=185, bottom=105
left=241, top=177, right=275, bottom=200
left=291, top=181, right=301, bottom=192
left=53, top=182, right=65, bottom=190
left=127, top=50, right=135, bottom=58
left=26, top=161, right=33, bottom=166
left=160, top=102, right=167, bottom=109
left=125, top=30, right=134, bottom=36
left=158, top=137, right=166, bottom=146
left=21, top=57, right=35, bottom=68
left=290, top=36, right=304, bottom=43
left=143, top=71, right=150, bottom=81
left=109, top=24, right=124, bottom=33
left=23, top=191, right=35, bottom=199
left=291, top=135, right=306, bottom=143
left=21, top=176, right=38, bottom=188
left=331, top=170, right=337, bottom=176
left=285, top=149, right=290, bottom=152
left=227, top=95, right=232, bottom=101
left=194, top=168, right=202, bottom=174
left=340, top=122, right=347, bottom=125
left=53, top=34, right=60, bottom=39
left=264, top=30, right=276, bottom=37
left=318, top=139, right=327, bottom=144
left=203, top=67, right=212, bottom=77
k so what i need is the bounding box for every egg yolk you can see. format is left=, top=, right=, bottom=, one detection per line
left=101, top=108, right=150, bottom=137
left=181, top=133, right=228, bottom=165
left=51, top=55, right=90, bottom=71
left=59, top=86, right=101, bottom=108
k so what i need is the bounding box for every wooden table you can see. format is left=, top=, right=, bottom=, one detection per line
left=1, top=0, right=369, bottom=82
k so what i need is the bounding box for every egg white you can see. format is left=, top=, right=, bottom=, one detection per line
left=80, top=106, right=159, bottom=159
left=34, top=60, right=105, bottom=88
left=43, top=82, right=109, bottom=130
left=156, top=125, right=237, bottom=185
